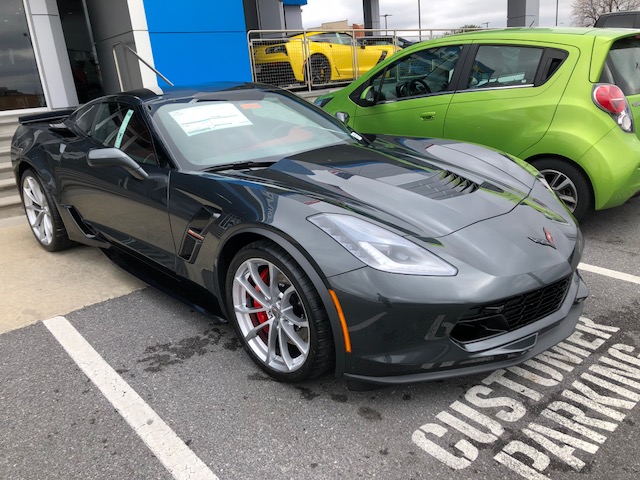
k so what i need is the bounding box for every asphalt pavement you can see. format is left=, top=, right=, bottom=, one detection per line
left=1, top=196, right=640, bottom=480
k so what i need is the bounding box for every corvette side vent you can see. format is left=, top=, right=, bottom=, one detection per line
left=179, top=206, right=221, bottom=263
left=404, top=170, right=479, bottom=200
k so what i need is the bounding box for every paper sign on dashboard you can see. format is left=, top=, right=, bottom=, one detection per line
left=169, top=103, right=253, bottom=136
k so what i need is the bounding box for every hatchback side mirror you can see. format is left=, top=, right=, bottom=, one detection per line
left=359, top=85, right=376, bottom=106
left=335, top=111, right=350, bottom=124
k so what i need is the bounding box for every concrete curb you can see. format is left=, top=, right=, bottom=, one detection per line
left=0, top=215, right=25, bottom=228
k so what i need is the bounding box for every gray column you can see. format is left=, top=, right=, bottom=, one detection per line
left=283, top=5, right=303, bottom=30
left=256, top=0, right=286, bottom=30
left=85, top=0, right=156, bottom=94
left=363, top=0, right=380, bottom=30
left=507, top=0, right=540, bottom=27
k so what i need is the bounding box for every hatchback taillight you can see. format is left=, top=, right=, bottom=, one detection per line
left=593, top=83, right=634, bottom=132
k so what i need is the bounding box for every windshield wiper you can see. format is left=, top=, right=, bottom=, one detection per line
left=202, top=160, right=277, bottom=173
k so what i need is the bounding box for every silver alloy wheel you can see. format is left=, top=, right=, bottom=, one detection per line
left=22, top=174, right=54, bottom=245
left=539, top=168, right=578, bottom=213
left=232, top=258, right=310, bottom=373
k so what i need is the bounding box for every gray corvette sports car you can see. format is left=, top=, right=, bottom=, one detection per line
left=11, top=83, right=588, bottom=388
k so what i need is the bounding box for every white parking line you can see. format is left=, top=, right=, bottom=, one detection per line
left=579, top=263, right=640, bottom=285
left=43, top=316, right=218, bottom=480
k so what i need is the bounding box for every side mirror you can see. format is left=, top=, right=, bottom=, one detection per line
left=335, top=111, right=350, bottom=124
left=87, top=148, right=148, bottom=180
left=359, top=85, right=376, bottom=105
left=49, top=122, right=75, bottom=137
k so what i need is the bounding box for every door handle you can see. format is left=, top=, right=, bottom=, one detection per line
left=420, top=112, right=436, bottom=120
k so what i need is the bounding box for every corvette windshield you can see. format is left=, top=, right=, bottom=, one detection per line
left=151, top=90, right=356, bottom=169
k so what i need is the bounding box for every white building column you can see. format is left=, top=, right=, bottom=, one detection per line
left=25, top=0, right=79, bottom=109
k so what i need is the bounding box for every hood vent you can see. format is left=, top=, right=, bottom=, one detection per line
left=402, top=170, right=479, bottom=200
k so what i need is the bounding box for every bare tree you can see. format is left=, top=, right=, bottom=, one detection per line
left=571, top=0, right=640, bottom=26
left=444, top=24, right=482, bottom=36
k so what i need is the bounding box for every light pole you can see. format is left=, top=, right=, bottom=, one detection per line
left=555, top=0, right=559, bottom=26
left=418, top=0, right=422, bottom=40
left=381, top=13, right=392, bottom=34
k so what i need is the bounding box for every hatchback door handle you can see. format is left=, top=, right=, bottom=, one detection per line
left=420, top=112, right=436, bottom=120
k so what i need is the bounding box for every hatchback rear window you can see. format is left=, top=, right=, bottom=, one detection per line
left=601, top=37, right=640, bottom=95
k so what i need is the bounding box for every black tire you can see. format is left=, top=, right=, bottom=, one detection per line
left=306, top=55, right=331, bottom=85
left=225, top=240, right=334, bottom=382
left=20, top=169, right=74, bottom=252
left=530, top=158, right=592, bottom=223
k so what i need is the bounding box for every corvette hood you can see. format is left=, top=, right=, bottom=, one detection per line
left=224, top=138, right=544, bottom=238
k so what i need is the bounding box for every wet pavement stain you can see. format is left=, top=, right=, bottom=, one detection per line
left=138, top=327, right=227, bottom=372
left=625, top=330, right=640, bottom=347
left=330, top=393, right=348, bottom=402
left=358, top=406, right=382, bottom=421
left=295, top=385, right=321, bottom=400
left=247, top=372, right=271, bottom=381
left=223, top=337, right=241, bottom=351
left=596, top=301, right=640, bottom=333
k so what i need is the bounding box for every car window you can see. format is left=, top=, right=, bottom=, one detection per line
left=335, top=33, right=354, bottom=45
left=151, top=91, right=355, bottom=169
left=601, top=15, right=637, bottom=28
left=601, top=36, right=640, bottom=96
left=540, top=49, right=568, bottom=82
left=468, top=45, right=543, bottom=89
left=369, top=45, right=463, bottom=101
left=72, top=103, right=99, bottom=135
left=92, top=103, right=158, bottom=165
left=311, top=33, right=332, bottom=43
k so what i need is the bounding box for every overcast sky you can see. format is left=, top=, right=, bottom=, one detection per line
left=301, top=0, right=574, bottom=30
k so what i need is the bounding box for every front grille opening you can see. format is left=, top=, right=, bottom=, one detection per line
left=451, top=315, right=511, bottom=343
left=451, top=275, right=572, bottom=344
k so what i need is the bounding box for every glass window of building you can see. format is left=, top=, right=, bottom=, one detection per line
left=0, top=0, right=46, bottom=111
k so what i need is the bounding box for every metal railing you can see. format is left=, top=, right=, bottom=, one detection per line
left=111, top=41, right=173, bottom=91
left=248, top=28, right=482, bottom=91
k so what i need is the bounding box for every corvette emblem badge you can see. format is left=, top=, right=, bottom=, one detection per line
left=529, top=227, right=556, bottom=249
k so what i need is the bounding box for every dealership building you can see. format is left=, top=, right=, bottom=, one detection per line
left=0, top=0, right=313, bottom=115
left=0, top=0, right=543, bottom=116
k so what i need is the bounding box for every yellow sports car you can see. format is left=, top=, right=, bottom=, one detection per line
left=253, top=32, right=398, bottom=85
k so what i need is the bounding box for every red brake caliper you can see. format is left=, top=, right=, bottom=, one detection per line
left=252, top=267, right=270, bottom=336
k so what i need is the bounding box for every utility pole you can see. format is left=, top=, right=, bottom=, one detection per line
left=381, top=13, right=392, bottom=34
left=418, top=0, right=422, bottom=40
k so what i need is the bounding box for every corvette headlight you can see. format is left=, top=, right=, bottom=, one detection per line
left=265, top=45, right=287, bottom=55
left=308, top=214, right=457, bottom=276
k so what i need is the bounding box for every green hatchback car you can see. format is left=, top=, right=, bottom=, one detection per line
left=315, top=28, right=640, bottom=221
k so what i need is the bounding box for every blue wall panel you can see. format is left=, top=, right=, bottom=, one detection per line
left=143, top=0, right=251, bottom=85
left=148, top=32, right=252, bottom=86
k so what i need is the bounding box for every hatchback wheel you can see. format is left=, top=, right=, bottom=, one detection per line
left=226, top=240, right=334, bottom=382
left=20, top=170, right=73, bottom=251
left=531, top=159, right=592, bottom=222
